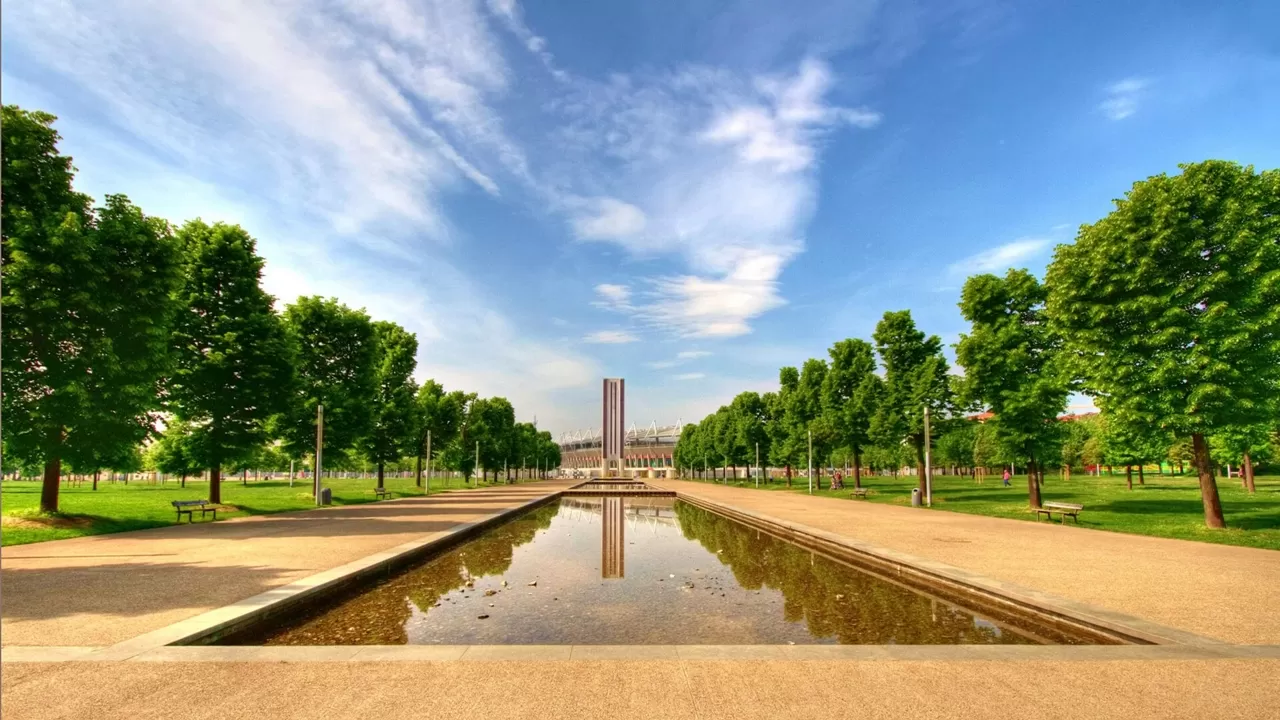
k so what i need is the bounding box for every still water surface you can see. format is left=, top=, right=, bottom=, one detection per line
left=234, top=497, right=1047, bottom=645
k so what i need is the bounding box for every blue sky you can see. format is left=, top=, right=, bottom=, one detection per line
left=4, top=0, right=1278, bottom=435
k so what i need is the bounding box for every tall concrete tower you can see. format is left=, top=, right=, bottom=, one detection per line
left=601, top=378, right=625, bottom=477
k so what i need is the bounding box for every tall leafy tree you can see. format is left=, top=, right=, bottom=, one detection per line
left=1211, top=423, right=1272, bottom=494
left=823, top=339, right=881, bottom=489
left=730, top=392, right=769, bottom=478
left=279, top=297, right=377, bottom=464
left=769, top=368, right=804, bottom=485
left=956, top=269, right=1069, bottom=508
left=3, top=107, right=183, bottom=511
left=1046, top=160, right=1280, bottom=528
left=145, top=420, right=204, bottom=488
left=360, top=321, right=419, bottom=489
left=414, top=381, right=466, bottom=485
left=871, top=310, right=952, bottom=496
left=169, top=220, right=294, bottom=504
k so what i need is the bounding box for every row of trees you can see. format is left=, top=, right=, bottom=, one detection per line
left=674, top=160, right=1280, bottom=528
left=1, top=105, right=559, bottom=512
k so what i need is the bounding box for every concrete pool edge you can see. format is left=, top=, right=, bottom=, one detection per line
left=36, top=483, right=1224, bottom=662
left=6, top=644, right=1279, bottom=663
left=674, top=493, right=1225, bottom=647
left=87, top=488, right=564, bottom=659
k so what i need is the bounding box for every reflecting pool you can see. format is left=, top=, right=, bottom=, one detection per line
left=228, top=497, right=1057, bottom=645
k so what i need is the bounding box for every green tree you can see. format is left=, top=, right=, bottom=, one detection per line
left=956, top=269, right=1069, bottom=508
left=1046, top=160, right=1280, bottom=528
left=279, top=297, right=377, bottom=465
left=1211, top=424, right=1272, bottom=494
left=1059, top=416, right=1097, bottom=480
left=145, top=421, right=203, bottom=487
left=730, top=392, right=770, bottom=479
left=168, top=220, right=294, bottom=503
left=471, top=397, right=516, bottom=482
left=360, top=321, right=419, bottom=489
left=935, top=420, right=978, bottom=477
left=3, top=107, right=184, bottom=512
left=871, top=310, right=952, bottom=496
left=823, top=339, right=881, bottom=489
left=414, top=382, right=468, bottom=485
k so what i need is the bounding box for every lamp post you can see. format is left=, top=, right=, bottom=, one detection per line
left=924, top=405, right=933, bottom=508
left=755, top=442, right=760, bottom=489
left=424, top=430, right=432, bottom=494
left=807, top=429, right=813, bottom=495
left=475, top=440, right=480, bottom=484
left=314, top=404, right=324, bottom=506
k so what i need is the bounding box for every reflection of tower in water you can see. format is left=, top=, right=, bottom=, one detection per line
left=601, top=496, right=625, bottom=578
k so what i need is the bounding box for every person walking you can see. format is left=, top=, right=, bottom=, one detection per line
left=1002, top=468, right=1012, bottom=487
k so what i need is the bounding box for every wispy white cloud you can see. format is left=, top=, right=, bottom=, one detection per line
left=592, top=283, right=634, bottom=312
left=646, top=349, right=712, bottom=369
left=1099, top=77, right=1149, bottom=120
left=572, top=198, right=647, bottom=239
left=549, top=57, right=875, bottom=338
left=674, top=372, right=706, bottom=381
left=584, top=330, right=639, bottom=344
left=947, top=238, right=1051, bottom=277
left=2, top=0, right=600, bottom=432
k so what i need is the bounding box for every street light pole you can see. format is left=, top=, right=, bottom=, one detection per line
left=808, top=429, right=813, bottom=495
left=924, top=405, right=933, bottom=508
left=424, top=430, right=432, bottom=495
left=475, top=440, right=480, bottom=484
left=314, top=404, right=324, bottom=506
left=755, top=442, right=760, bottom=489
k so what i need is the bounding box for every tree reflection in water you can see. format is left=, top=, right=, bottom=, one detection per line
left=673, top=503, right=1039, bottom=645
left=248, top=502, right=558, bottom=645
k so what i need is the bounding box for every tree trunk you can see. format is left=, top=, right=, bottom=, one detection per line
left=1243, top=452, right=1256, bottom=494
left=1064, top=465, right=1071, bottom=482
left=415, top=452, right=422, bottom=487
left=1191, top=433, right=1226, bottom=528
left=210, top=463, right=222, bottom=504
left=242, top=468, right=248, bottom=486
left=1026, top=457, right=1042, bottom=508
left=41, top=456, right=62, bottom=513
left=785, top=464, right=792, bottom=487
left=1138, top=464, right=1145, bottom=485
left=1106, top=465, right=1113, bottom=476
left=181, top=472, right=187, bottom=488
left=93, top=469, right=100, bottom=491
left=1126, top=465, right=1133, bottom=490
left=377, top=462, right=385, bottom=490
left=853, top=448, right=863, bottom=490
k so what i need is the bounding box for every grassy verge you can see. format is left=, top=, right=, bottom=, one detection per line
left=686, top=471, right=1280, bottom=551
left=0, top=474, right=527, bottom=546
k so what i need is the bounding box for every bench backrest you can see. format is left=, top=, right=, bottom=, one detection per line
left=172, top=500, right=208, bottom=508
left=1043, top=502, right=1083, bottom=510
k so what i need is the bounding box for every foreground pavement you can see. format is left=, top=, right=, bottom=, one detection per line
left=4, top=476, right=1279, bottom=719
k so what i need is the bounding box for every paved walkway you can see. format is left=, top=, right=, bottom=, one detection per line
left=654, top=480, right=1280, bottom=644
left=4, top=476, right=1280, bottom=719
left=0, top=480, right=575, bottom=646
left=4, top=657, right=1278, bottom=719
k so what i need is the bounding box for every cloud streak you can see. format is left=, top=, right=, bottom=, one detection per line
left=1099, top=77, right=1149, bottom=120
left=947, top=238, right=1051, bottom=276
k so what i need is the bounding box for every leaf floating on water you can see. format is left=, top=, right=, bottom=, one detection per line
left=478, top=614, right=490, bottom=620
left=528, top=580, right=538, bottom=587
left=484, top=589, right=497, bottom=596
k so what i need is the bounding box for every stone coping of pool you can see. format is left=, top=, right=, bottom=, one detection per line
left=5, top=644, right=1279, bottom=663
left=2, top=485, right=1229, bottom=663
left=675, top=494, right=1225, bottom=648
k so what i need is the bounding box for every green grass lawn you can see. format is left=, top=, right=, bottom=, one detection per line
left=694, top=471, right=1280, bottom=551
left=0, top=474, right=523, bottom=546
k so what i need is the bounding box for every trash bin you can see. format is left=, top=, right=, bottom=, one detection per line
left=319, top=487, right=332, bottom=505
left=910, top=488, right=922, bottom=507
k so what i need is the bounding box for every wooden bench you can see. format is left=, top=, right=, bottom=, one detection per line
left=851, top=487, right=870, bottom=499
left=172, top=500, right=219, bottom=523
left=1036, top=501, right=1083, bottom=523
left=373, top=487, right=390, bottom=500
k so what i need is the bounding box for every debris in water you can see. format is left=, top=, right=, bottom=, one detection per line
left=484, top=589, right=497, bottom=596
left=528, top=580, right=538, bottom=587
left=478, top=614, right=490, bottom=620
